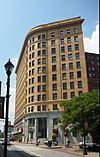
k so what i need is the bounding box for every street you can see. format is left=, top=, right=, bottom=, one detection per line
left=0, top=143, right=78, bottom=157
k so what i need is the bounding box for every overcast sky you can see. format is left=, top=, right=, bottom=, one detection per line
left=0, top=0, right=99, bottom=130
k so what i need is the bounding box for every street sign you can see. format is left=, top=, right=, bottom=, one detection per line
left=0, top=96, right=5, bottom=118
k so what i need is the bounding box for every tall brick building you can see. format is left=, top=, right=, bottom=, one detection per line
left=14, top=17, right=91, bottom=143
left=85, top=52, right=99, bottom=91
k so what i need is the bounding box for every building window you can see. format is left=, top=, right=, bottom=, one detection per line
left=32, top=60, right=34, bottom=66
left=37, top=76, right=41, bottom=82
left=75, top=53, right=80, bottom=59
left=67, top=29, right=71, bottom=34
left=60, top=38, right=64, bottom=45
left=63, top=92, right=67, bottom=99
left=63, top=82, right=67, bottom=90
left=62, top=73, right=66, bottom=80
left=42, top=42, right=46, bottom=48
left=37, top=95, right=41, bottom=101
left=51, top=32, right=55, bottom=37
left=75, top=44, right=79, bottom=51
left=37, top=67, right=41, bottom=73
left=61, top=55, right=65, bottom=61
left=62, top=64, right=66, bottom=71
left=37, top=85, right=41, bottom=92
left=42, top=75, right=46, bottom=82
left=78, top=81, right=82, bottom=88
left=29, top=70, right=31, bottom=76
left=51, top=40, right=55, bottom=46
left=67, top=37, right=71, bottom=43
left=69, top=72, right=74, bottom=79
left=52, top=56, right=56, bottom=63
left=52, top=74, right=57, bottom=81
left=77, top=71, right=81, bottom=78
left=37, top=105, right=41, bottom=111
left=38, top=35, right=41, bottom=40
left=74, top=36, right=78, bottom=42
left=42, top=58, right=46, bottom=64
left=53, top=104, right=58, bottom=110
left=42, top=105, right=46, bottom=111
left=68, top=45, right=72, bottom=52
left=42, top=85, right=46, bottom=92
left=32, top=77, right=34, bottom=83
left=70, top=92, right=75, bottom=98
left=76, top=61, right=81, bottom=69
left=28, top=107, right=30, bottom=112
left=32, top=37, right=34, bottom=42
left=30, top=39, right=31, bottom=44
left=32, top=52, right=34, bottom=58
left=51, top=47, right=56, bottom=54
left=32, top=86, right=34, bottom=93
left=32, top=69, right=34, bottom=75
left=42, top=49, right=46, bottom=56
left=31, top=106, right=34, bottom=112
left=61, top=46, right=65, bottom=53
left=52, top=65, right=56, bottom=72
left=28, top=88, right=30, bottom=94
left=38, top=43, right=41, bottom=48
left=42, top=66, right=46, bottom=73
left=69, top=63, right=73, bottom=70
left=52, top=84, right=57, bottom=91
left=29, top=46, right=31, bottom=51
left=78, top=91, right=83, bottom=96
left=38, top=59, right=41, bottom=65
left=29, top=62, right=31, bottom=68
left=31, top=96, right=34, bottom=102
left=38, top=50, right=41, bottom=56
left=68, top=53, right=73, bottom=60
left=42, top=94, right=46, bottom=101
left=32, top=45, right=34, bottom=50
left=29, top=79, right=31, bottom=85
left=53, top=93, right=57, bottom=100
left=70, top=82, right=74, bottom=89
left=29, top=54, right=31, bottom=60
left=60, top=30, right=64, bottom=36
left=28, top=97, right=30, bottom=103
left=74, top=28, right=79, bottom=34
left=42, top=34, right=46, bottom=40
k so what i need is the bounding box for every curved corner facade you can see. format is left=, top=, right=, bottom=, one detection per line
left=14, top=16, right=88, bottom=143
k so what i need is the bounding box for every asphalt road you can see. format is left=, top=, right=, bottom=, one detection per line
left=0, top=143, right=78, bottom=157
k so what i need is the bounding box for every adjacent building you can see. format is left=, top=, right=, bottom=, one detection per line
left=85, top=52, right=99, bottom=91
left=14, top=16, right=89, bottom=143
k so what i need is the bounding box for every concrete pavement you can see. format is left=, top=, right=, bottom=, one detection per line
left=0, top=142, right=99, bottom=157
left=39, top=144, right=99, bottom=157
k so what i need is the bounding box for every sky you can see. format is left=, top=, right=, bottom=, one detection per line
left=0, top=0, right=99, bottom=131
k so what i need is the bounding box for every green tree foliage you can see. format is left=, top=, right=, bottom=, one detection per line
left=60, top=89, right=99, bottom=143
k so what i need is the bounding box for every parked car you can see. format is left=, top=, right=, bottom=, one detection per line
left=44, top=139, right=58, bottom=146
left=79, top=142, right=99, bottom=152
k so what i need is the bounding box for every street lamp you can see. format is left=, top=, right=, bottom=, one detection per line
left=4, top=59, right=14, bottom=157
left=81, top=104, right=88, bottom=155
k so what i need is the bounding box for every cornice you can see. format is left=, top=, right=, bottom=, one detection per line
left=15, top=16, right=84, bottom=73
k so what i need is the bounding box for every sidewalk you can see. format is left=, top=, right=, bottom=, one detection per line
left=39, top=144, right=99, bottom=157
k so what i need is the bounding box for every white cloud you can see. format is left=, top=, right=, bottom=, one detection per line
left=83, top=24, right=99, bottom=54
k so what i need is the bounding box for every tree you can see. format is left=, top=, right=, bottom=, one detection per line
left=60, top=89, right=99, bottom=143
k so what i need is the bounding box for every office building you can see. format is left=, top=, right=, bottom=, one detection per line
left=14, top=17, right=88, bottom=143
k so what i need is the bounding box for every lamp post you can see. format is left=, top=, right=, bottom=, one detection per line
left=81, top=104, right=88, bottom=155
left=4, top=59, right=14, bottom=157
